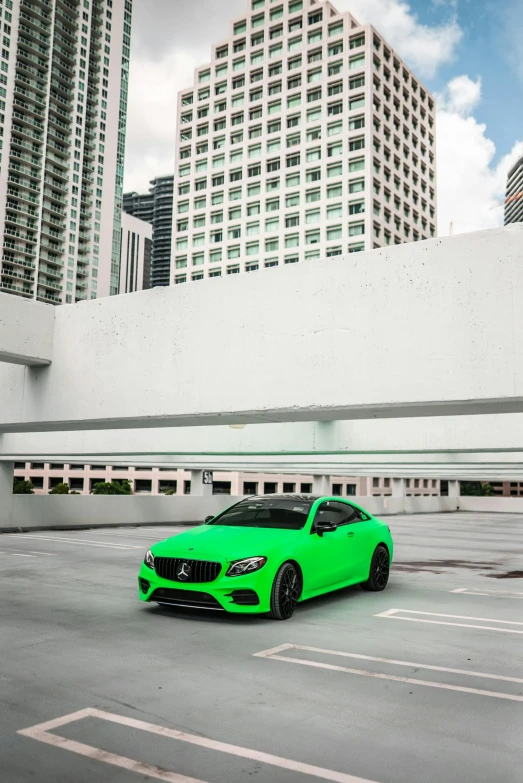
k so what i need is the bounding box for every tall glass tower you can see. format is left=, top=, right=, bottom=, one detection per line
left=0, top=0, right=132, bottom=304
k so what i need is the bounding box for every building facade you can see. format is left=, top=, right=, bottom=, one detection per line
left=123, top=174, right=174, bottom=287
left=0, top=0, right=132, bottom=305
left=504, top=155, right=523, bottom=225
left=123, top=189, right=154, bottom=224
left=119, top=212, right=152, bottom=294
left=172, top=0, right=436, bottom=284
left=13, top=462, right=441, bottom=497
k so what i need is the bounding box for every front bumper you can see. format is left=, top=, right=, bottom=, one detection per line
left=138, top=561, right=273, bottom=614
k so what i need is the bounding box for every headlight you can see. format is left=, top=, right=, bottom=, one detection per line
left=226, top=556, right=267, bottom=577
left=144, top=549, right=155, bottom=570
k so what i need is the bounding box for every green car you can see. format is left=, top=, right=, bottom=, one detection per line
left=138, top=495, right=393, bottom=620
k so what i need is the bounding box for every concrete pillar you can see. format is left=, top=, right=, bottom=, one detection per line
left=0, top=462, right=14, bottom=527
left=448, top=480, right=460, bottom=498
left=0, top=461, right=13, bottom=497
left=190, top=470, right=213, bottom=497
left=313, top=475, right=330, bottom=495
left=392, top=478, right=406, bottom=497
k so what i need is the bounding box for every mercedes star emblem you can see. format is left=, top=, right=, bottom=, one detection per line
left=176, top=561, right=190, bottom=581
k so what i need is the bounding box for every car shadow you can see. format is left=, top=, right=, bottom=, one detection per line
left=145, top=603, right=275, bottom=626
left=144, top=578, right=401, bottom=624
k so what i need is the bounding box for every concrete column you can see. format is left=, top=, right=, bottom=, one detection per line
left=0, top=461, right=13, bottom=496
left=313, top=475, right=330, bottom=495
left=392, top=478, right=406, bottom=497
left=190, top=470, right=213, bottom=497
left=0, top=462, right=14, bottom=528
left=448, top=480, right=460, bottom=498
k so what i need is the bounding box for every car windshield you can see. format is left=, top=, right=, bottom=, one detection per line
left=209, top=498, right=313, bottom=530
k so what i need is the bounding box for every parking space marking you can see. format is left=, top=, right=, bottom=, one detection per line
left=253, top=644, right=523, bottom=702
left=376, top=608, right=523, bottom=634
left=5, top=534, right=142, bottom=551
left=451, top=587, right=523, bottom=599
left=0, top=552, right=37, bottom=558
left=19, top=707, right=380, bottom=783
left=254, top=644, right=523, bottom=685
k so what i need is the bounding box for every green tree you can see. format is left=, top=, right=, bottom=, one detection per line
left=13, top=479, right=35, bottom=495
left=91, top=480, right=133, bottom=495
left=49, top=483, right=70, bottom=495
left=460, top=481, right=495, bottom=496
left=163, top=489, right=176, bottom=496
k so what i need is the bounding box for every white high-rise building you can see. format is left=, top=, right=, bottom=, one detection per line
left=172, top=0, right=436, bottom=284
left=0, top=0, right=132, bottom=305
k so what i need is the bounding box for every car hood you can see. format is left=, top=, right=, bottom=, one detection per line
left=152, top=524, right=301, bottom=562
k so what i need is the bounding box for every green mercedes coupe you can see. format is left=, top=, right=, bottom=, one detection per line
left=138, top=495, right=393, bottom=620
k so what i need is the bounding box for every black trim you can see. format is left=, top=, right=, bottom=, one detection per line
left=226, top=589, right=260, bottom=606
left=150, top=588, right=223, bottom=610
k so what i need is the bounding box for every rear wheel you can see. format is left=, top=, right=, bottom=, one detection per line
left=361, top=545, right=390, bottom=591
left=269, top=562, right=300, bottom=620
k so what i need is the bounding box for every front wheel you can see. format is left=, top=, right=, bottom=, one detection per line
left=361, top=545, right=390, bottom=591
left=269, top=562, right=300, bottom=620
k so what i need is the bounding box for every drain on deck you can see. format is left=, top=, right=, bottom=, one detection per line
left=393, top=559, right=500, bottom=574
left=486, top=570, right=523, bottom=580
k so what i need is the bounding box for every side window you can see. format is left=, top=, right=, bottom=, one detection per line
left=312, top=501, right=360, bottom=529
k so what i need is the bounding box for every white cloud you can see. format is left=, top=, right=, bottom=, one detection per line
left=439, top=73, right=481, bottom=115
left=436, top=76, right=523, bottom=236
left=124, top=49, right=203, bottom=192
left=334, top=0, right=462, bottom=78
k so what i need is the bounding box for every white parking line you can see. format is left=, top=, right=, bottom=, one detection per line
left=451, top=587, right=523, bottom=599
left=0, top=550, right=57, bottom=557
left=19, top=707, right=379, bottom=783
left=376, top=608, right=523, bottom=634
left=253, top=644, right=523, bottom=702
left=5, top=534, right=142, bottom=551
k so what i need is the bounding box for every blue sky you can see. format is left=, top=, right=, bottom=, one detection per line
left=415, top=0, right=523, bottom=166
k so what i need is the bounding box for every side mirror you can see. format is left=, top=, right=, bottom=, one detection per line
left=204, top=515, right=214, bottom=524
left=315, top=520, right=337, bottom=537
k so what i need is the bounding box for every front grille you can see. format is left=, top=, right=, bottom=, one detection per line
left=150, top=588, right=223, bottom=610
left=154, top=557, right=221, bottom=583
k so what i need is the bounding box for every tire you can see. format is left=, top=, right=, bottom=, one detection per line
left=361, top=545, right=390, bottom=592
left=269, top=562, right=300, bottom=620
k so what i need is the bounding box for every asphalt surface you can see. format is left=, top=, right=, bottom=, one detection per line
left=1, top=512, right=522, bottom=783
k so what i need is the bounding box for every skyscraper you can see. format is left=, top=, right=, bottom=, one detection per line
left=172, top=0, right=437, bottom=284
left=504, top=155, right=523, bottom=225
left=0, top=0, right=132, bottom=305
left=123, top=173, right=174, bottom=287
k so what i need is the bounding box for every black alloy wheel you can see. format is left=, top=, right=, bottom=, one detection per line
left=361, top=545, right=390, bottom=591
left=269, top=562, right=300, bottom=620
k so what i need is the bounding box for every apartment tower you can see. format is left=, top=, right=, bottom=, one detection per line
left=123, top=173, right=174, bottom=287
left=0, top=0, right=132, bottom=304
left=172, top=0, right=436, bottom=284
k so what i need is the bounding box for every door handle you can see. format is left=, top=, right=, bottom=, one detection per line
left=347, top=531, right=355, bottom=538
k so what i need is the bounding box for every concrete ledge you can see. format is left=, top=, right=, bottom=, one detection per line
left=0, top=293, right=54, bottom=367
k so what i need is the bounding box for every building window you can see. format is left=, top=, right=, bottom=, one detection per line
left=263, top=482, right=278, bottom=494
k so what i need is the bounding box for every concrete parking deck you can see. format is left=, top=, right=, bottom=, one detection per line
left=1, top=512, right=522, bottom=783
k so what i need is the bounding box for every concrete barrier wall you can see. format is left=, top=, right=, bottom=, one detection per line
left=0, top=495, right=465, bottom=532
left=458, top=497, right=523, bottom=514
left=4, top=495, right=523, bottom=533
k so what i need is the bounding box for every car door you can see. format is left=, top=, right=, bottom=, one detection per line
left=338, top=503, right=380, bottom=582
left=299, top=501, right=356, bottom=592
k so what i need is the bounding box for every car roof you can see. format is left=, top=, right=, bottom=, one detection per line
left=246, top=494, right=322, bottom=502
